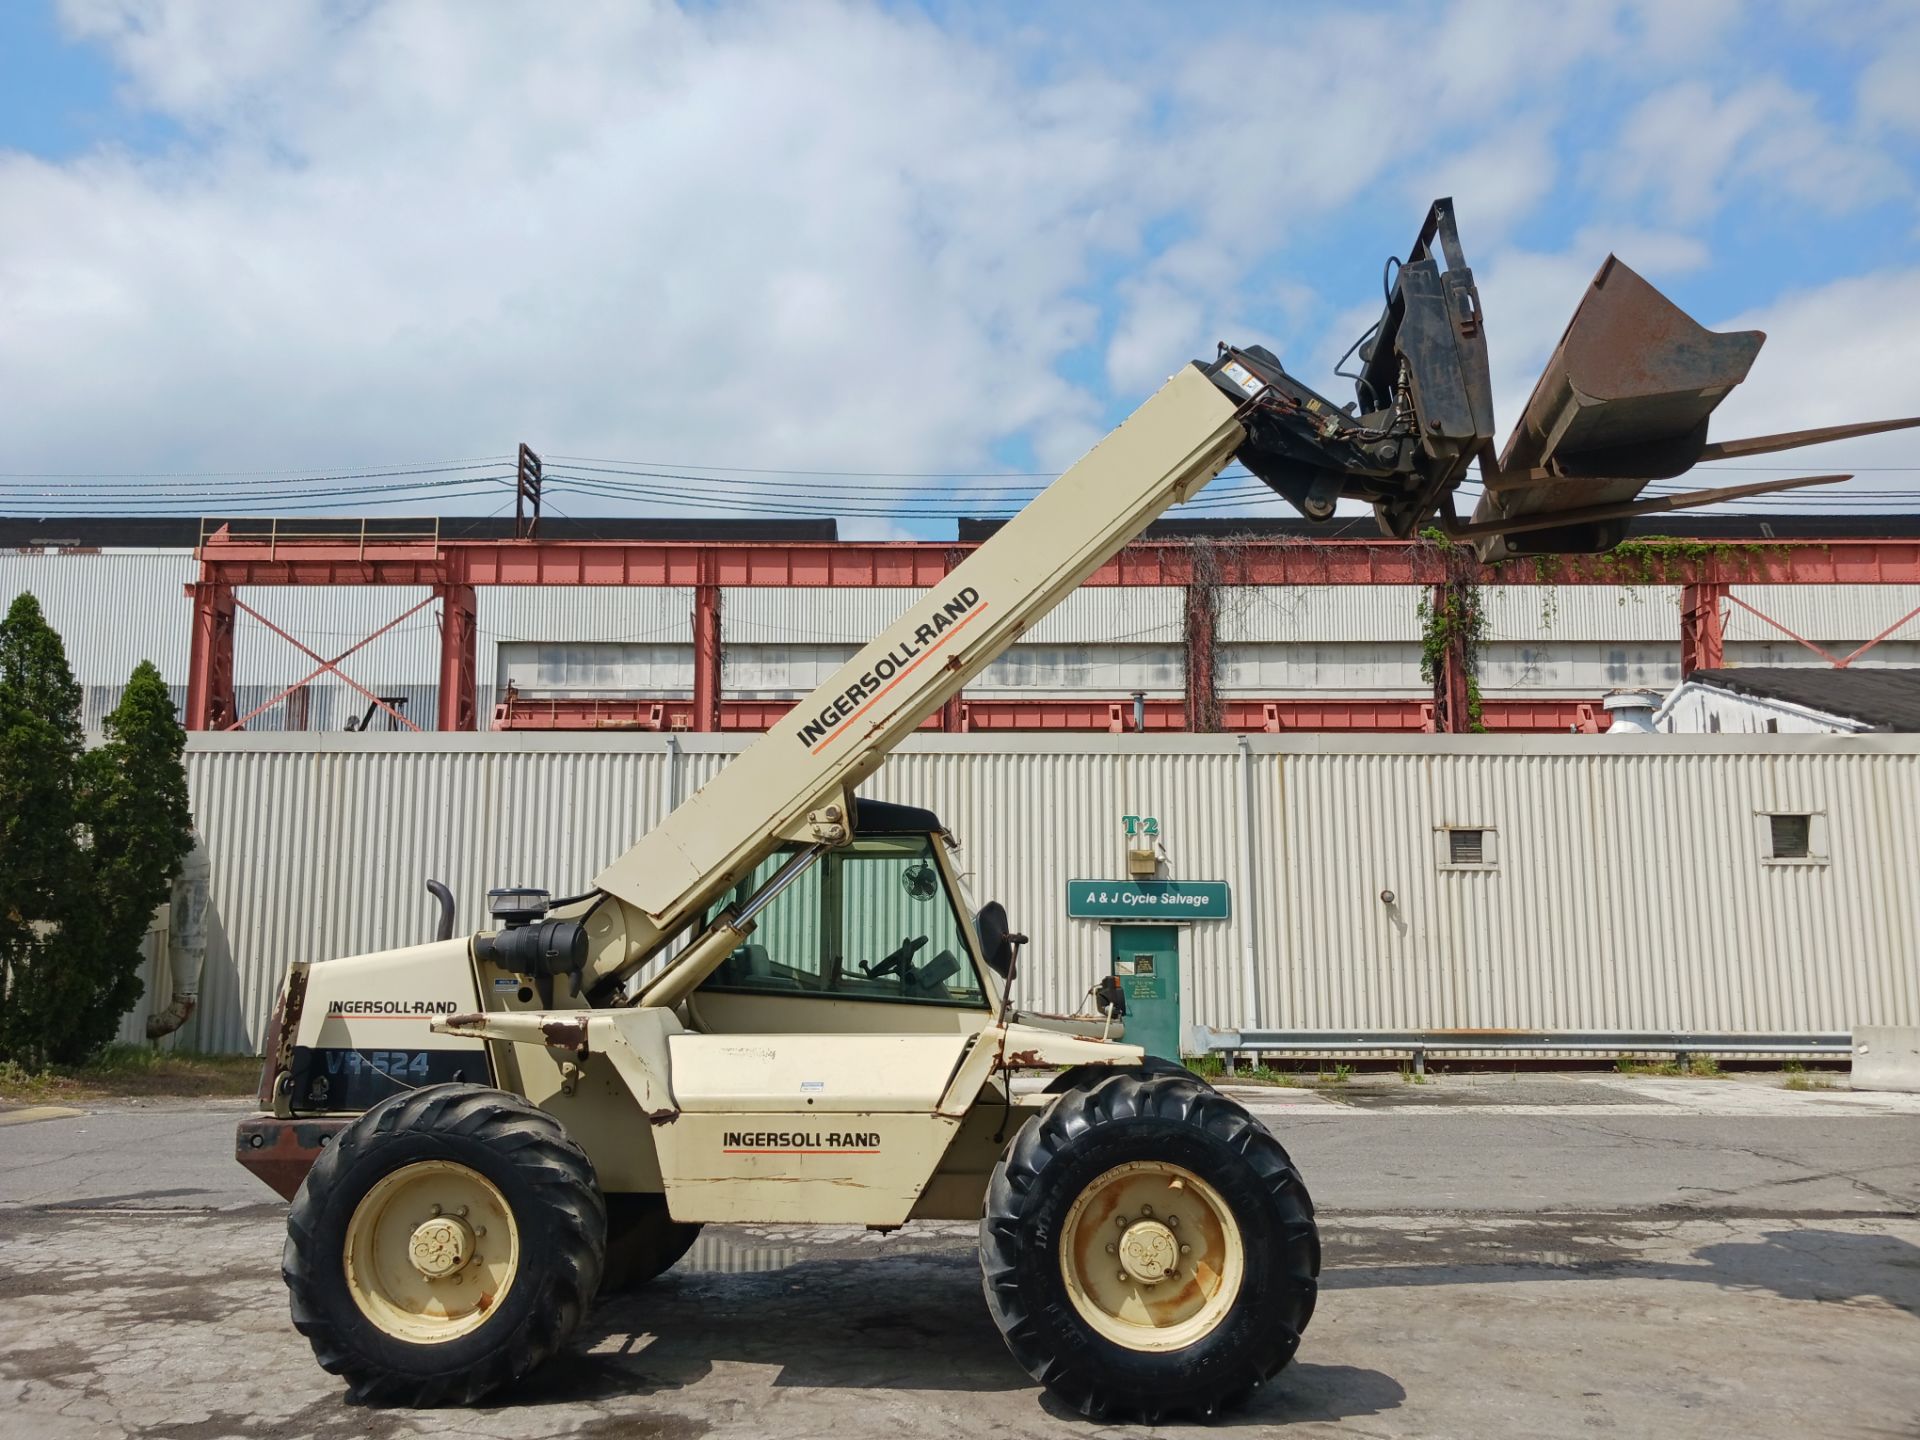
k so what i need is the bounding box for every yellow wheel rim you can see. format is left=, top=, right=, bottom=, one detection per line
left=342, top=1160, right=520, bottom=1344
left=1058, top=1161, right=1244, bottom=1352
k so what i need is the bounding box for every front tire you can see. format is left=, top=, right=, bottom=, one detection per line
left=980, top=1071, right=1319, bottom=1422
left=284, top=1083, right=606, bottom=1406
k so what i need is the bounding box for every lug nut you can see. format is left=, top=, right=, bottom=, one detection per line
left=1141, top=1204, right=1153, bottom=1216
left=1167, top=1215, right=1178, bottom=1228
left=456, top=1205, right=469, bottom=1218
left=1105, top=1242, right=1115, bottom=1254
left=430, top=1204, right=442, bottom=1216
left=1180, top=1244, right=1191, bottom=1254
left=1116, top=1216, right=1129, bottom=1228
left=1118, top=1271, right=1129, bottom=1282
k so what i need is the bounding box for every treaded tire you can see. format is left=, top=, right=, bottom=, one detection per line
left=980, top=1071, right=1319, bottom=1423
left=283, top=1083, right=606, bottom=1406
left=1044, top=1056, right=1203, bottom=1094
left=600, top=1193, right=702, bottom=1293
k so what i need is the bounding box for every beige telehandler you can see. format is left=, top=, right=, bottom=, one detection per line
left=237, top=201, right=1913, bottom=1421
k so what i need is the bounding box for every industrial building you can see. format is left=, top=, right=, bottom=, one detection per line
left=14, top=510, right=1918, bottom=1060
left=6, top=512, right=1920, bottom=736
left=1659, top=666, right=1920, bottom=734
left=128, top=730, right=1920, bottom=1058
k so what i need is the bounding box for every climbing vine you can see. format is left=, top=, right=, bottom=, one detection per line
left=1491, top=536, right=1786, bottom=623
left=1499, top=536, right=1781, bottom=587
left=1183, top=533, right=1258, bottom=733
left=1415, top=528, right=1487, bottom=732
left=1185, top=538, right=1224, bottom=732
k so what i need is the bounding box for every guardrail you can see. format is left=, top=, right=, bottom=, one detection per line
left=1187, top=1026, right=1853, bottom=1075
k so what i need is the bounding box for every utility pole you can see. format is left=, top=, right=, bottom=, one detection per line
left=515, top=443, right=543, bottom=539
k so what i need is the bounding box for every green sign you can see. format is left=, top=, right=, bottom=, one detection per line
left=1067, top=879, right=1231, bottom=921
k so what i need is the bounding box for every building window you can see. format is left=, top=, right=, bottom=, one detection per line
left=1437, top=825, right=1497, bottom=870
left=1758, top=812, right=1827, bottom=865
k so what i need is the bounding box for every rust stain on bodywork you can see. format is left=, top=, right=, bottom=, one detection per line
left=646, top=1107, right=680, bottom=1126
left=442, top=1012, right=488, bottom=1032
left=999, top=1050, right=1048, bottom=1069
left=541, top=1018, right=590, bottom=1051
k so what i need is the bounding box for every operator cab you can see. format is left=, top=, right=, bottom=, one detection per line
left=696, top=797, right=999, bottom=1014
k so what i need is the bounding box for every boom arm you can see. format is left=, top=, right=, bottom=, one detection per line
left=507, top=199, right=1912, bottom=1001
left=583, top=364, right=1248, bottom=996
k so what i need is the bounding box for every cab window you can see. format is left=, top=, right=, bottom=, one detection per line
left=699, top=836, right=988, bottom=1009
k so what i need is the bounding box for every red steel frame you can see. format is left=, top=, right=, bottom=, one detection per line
left=1678, top=582, right=1920, bottom=677
left=184, top=532, right=1920, bottom=736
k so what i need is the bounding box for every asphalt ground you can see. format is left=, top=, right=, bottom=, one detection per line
left=2, top=1073, right=1917, bottom=1439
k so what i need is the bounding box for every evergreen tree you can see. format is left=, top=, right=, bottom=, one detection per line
left=0, top=594, right=87, bottom=1067
left=0, top=598, right=193, bottom=1067
left=69, top=662, right=194, bottom=1062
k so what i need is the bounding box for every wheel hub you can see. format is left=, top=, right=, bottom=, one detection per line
left=408, top=1214, right=476, bottom=1279
left=1058, top=1160, right=1245, bottom=1353
left=343, top=1160, right=520, bottom=1344
left=1116, top=1218, right=1178, bottom=1283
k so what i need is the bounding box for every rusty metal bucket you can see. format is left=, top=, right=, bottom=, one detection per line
left=1470, top=257, right=1765, bottom=557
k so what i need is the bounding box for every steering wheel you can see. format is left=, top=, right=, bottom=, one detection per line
left=860, top=934, right=928, bottom=983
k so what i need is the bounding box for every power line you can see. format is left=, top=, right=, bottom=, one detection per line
left=0, top=474, right=517, bottom=505
left=0, top=458, right=510, bottom=481
left=548, top=452, right=1920, bottom=480
left=7, top=480, right=514, bottom=515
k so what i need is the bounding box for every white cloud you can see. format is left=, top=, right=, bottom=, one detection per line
left=1416, top=119, right=1559, bottom=242
left=1855, top=8, right=1920, bottom=140
left=1470, top=227, right=1710, bottom=442
left=0, top=0, right=1911, bottom=531
left=1605, top=77, right=1907, bottom=225
left=10, top=2, right=1141, bottom=489
left=1708, top=267, right=1920, bottom=501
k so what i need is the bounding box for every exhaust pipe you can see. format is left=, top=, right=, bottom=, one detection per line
left=146, top=832, right=211, bottom=1040
left=426, top=879, right=456, bottom=941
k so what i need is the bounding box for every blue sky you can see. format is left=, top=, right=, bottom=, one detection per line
left=1, top=0, right=1916, bottom=537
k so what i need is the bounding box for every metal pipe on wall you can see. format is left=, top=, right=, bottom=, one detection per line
left=1234, top=735, right=1262, bottom=1029
left=146, top=832, right=211, bottom=1040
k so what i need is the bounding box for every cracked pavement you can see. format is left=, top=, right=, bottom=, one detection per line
left=1, top=1075, right=1916, bottom=1439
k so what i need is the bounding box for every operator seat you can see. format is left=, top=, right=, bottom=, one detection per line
left=909, top=949, right=962, bottom=998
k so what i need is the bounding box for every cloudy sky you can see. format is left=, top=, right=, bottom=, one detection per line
left=1, top=0, right=1917, bottom=537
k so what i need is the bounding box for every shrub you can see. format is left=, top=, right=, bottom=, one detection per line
left=0, top=598, right=191, bottom=1067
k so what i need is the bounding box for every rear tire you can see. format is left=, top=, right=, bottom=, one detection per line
left=980, top=1071, right=1319, bottom=1423
left=284, top=1083, right=606, bottom=1406
left=600, top=1193, right=702, bottom=1293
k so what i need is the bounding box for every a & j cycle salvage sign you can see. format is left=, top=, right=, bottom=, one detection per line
left=1066, top=879, right=1231, bottom=920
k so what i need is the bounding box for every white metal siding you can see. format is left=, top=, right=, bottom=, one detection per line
left=1726, top=585, right=1920, bottom=643
left=164, top=733, right=1920, bottom=1054
left=1222, top=587, right=1422, bottom=643
left=480, top=586, right=694, bottom=646
left=1658, top=684, right=1872, bottom=735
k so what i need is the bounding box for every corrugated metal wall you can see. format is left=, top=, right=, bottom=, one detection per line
left=164, top=733, right=1920, bottom=1054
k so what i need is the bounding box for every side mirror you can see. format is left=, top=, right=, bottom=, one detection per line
left=974, top=901, right=1027, bottom=979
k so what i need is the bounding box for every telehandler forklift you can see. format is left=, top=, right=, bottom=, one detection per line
left=238, top=200, right=1913, bottom=1421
